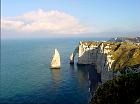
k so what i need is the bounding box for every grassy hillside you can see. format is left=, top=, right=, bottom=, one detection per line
left=90, top=73, right=140, bottom=104
left=109, top=42, right=140, bottom=70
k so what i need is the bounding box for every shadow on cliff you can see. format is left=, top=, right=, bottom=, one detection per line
left=86, top=65, right=101, bottom=95
left=70, top=63, right=102, bottom=96
left=73, top=46, right=109, bottom=95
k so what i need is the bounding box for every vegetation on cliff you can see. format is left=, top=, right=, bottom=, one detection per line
left=80, top=41, right=140, bottom=71
left=80, top=40, right=140, bottom=104
left=90, top=73, right=140, bottom=104
left=110, top=42, right=140, bottom=70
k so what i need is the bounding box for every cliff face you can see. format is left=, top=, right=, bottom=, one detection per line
left=78, top=41, right=101, bottom=65
left=71, top=41, right=140, bottom=82
left=77, top=41, right=115, bottom=82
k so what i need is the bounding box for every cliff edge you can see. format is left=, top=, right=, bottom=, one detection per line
left=71, top=41, right=140, bottom=82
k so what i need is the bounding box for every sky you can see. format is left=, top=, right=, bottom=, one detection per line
left=1, top=0, right=140, bottom=38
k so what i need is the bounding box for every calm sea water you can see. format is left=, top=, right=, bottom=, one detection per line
left=0, top=38, right=107, bottom=104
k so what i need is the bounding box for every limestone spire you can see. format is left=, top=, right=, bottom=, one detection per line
left=51, top=49, right=61, bottom=69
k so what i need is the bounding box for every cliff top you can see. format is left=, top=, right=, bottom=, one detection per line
left=80, top=41, right=101, bottom=46
left=80, top=41, right=140, bottom=70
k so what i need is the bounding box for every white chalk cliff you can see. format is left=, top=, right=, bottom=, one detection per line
left=69, top=46, right=78, bottom=64
left=70, top=53, right=74, bottom=64
left=71, top=41, right=115, bottom=83
left=51, top=49, right=61, bottom=69
left=70, top=40, right=140, bottom=83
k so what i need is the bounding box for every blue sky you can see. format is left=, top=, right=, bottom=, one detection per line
left=1, top=0, right=140, bottom=38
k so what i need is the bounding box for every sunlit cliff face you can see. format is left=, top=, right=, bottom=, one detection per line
left=70, top=41, right=140, bottom=82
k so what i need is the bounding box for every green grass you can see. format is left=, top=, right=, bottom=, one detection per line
left=90, top=73, right=140, bottom=104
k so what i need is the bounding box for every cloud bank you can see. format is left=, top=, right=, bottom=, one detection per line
left=2, top=9, right=91, bottom=37
left=2, top=9, right=140, bottom=38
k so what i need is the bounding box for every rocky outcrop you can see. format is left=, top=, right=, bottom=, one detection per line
left=70, top=53, right=74, bottom=64
left=69, top=46, right=78, bottom=64
left=71, top=41, right=140, bottom=83
left=51, top=49, right=61, bottom=69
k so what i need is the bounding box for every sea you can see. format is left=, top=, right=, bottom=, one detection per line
left=0, top=37, right=108, bottom=104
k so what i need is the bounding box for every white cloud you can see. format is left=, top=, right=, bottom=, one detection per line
left=2, top=9, right=140, bottom=38
left=1, top=9, right=91, bottom=35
